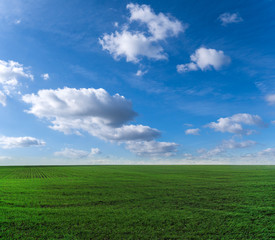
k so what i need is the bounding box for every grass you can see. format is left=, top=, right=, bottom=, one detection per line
left=0, top=165, right=274, bottom=239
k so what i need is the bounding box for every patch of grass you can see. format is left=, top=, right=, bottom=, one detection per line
left=0, top=165, right=274, bottom=239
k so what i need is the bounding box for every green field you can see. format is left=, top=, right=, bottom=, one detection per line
left=0, top=165, right=274, bottom=239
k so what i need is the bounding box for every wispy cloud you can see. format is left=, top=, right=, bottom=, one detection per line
left=241, top=147, right=275, bottom=164
left=185, top=128, right=200, bottom=135
left=54, top=147, right=101, bottom=159
left=0, top=156, right=12, bottom=161
left=0, top=136, right=45, bottom=149
left=265, top=94, right=275, bottom=105
left=126, top=140, right=178, bottom=158
left=0, top=59, right=33, bottom=106
left=218, top=12, right=243, bottom=26
left=136, top=69, right=148, bottom=77
left=0, top=91, right=7, bottom=106
left=193, top=139, right=256, bottom=159
left=14, top=19, right=21, bottom=24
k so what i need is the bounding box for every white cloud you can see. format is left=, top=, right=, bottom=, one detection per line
left=91, top=148, right=101, bottom=155
left=206, top=113, right=264, bottom=135
left=54, top=147, right=101, bottom=159
left=0, top=60, right=33, bottom=106
left=221, top=139, right=256, bottom=149
left=99, top=3, right=185, bottom=63
left=177, top=62, right=198, bottom=73
left=99, top=30, right=166, bottom=63
left=49, top=118, right=160, bottom=141
left=54, top=148, right=89, bottom=159
left=93, top=124, right=160, bottom=142
left=41, top=73, right=49, bottom=80
left=23, top=87, right=137, bottom=128
left=0, top=60, right=33, bottom=86
left=202, top=146, right=223, bottom=157
left=257, top=148, right=275, bottom=156
left=136, top=70, right=148, bottom=76
left=0, top=136, right=45, bottom=149
left=183, top=142, right=275, bottom=165
left=185, top=128, right=200, bottom=135
left=127, top=3, right=185, bottom=40
left=265, top=94, right=275, bottom=105
left=178, top=47, right=231, bottom=73
left=0, top=156, right=12, bottom=161
left=126, top=140, right=178, bottom=157
left=218, top=12, right=243, bottom=26
left=184, top=123, right=193, bottom=127
left=22, top=87, right=161, bottom=142
left=242, top=147, right=275, bottom=164
left=23, top=87, right=178, bottom=157
left=0, top=90, right=7, bottom=106
left=200, top=139, right=256, bottom=158
left=15, top=19, right=21, bottom=24
left=190, top=48, right=230, bottom=70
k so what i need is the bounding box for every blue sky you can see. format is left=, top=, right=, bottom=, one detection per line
left=0, top=0, right=275, bottom=165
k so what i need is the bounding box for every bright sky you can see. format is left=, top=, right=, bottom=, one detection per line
left=0, top=0, right=275, bottom=165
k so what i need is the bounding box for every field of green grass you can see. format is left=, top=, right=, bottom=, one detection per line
left=0, top=165, right=274, bottom=239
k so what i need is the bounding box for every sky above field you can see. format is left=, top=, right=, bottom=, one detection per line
left=0, top=0, right=275, bottom=165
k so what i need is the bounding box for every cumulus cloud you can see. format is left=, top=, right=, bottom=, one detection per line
left=23, top=87, right=137, bottom=128
left=0, top=136, right=45, bottom=149
left=218, top=12, right=243, bottom=26
left=0, top=60, right=33, bottom=86
left=41, top=73, right=49, bottom=80
left=99, top=3, right=185, bottom=63
left=185, top=128, right=200, bottom=135
left=127, top=3, right=185, bottom=40
left=49, top=118, right=160, bottom=142
left=0, top=60, right=33, bottom=106
left=99, top=30, right=166, bottom=62
left=22, top=87, right=161, bottom=142
left=54, top=147, right=101, bottom=159
left=265, top=94, right=275, bottom=105
left=206, top=113, right=264, bottom=135
left=22, top=87, right=178, bottom=157
left=126, top=140, right=178, bottom=157
left=177, top=47, right=231, bottom=73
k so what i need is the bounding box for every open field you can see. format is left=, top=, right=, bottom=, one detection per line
left=0, top=165, right=274, bottom=239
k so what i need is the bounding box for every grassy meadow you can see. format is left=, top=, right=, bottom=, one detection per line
left=0, top=165, right=274, bottom=239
